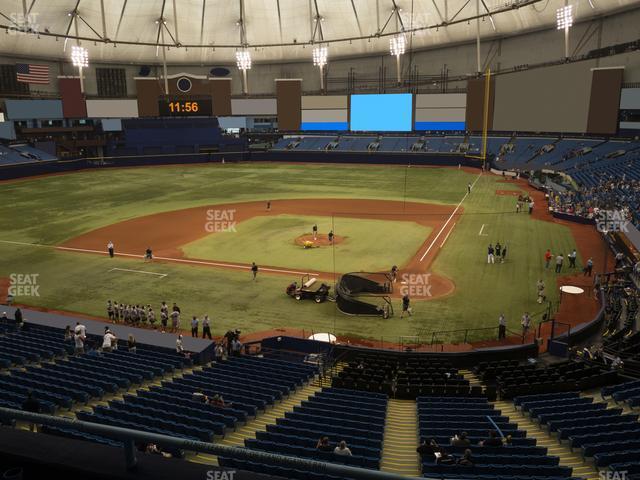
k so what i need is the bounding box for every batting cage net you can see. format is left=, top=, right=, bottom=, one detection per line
left=336, top=272, right=394, bottom=318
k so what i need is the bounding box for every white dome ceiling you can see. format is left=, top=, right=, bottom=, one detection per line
left=0, top=0, right=636, bottom=65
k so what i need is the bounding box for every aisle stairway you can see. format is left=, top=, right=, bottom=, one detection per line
left=460, top=369, right=483, bottom=388
left=493, top=400, right=599, bottom=480
left=380, top=399, right=421, bottom=477
left=188, top=381, right=323, bottom=466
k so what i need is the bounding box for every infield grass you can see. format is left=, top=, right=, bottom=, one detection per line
left=181, top=214, right=432, bottom=273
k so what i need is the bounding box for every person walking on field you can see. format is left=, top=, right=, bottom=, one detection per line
left=107, top=241, right=114, bottom=258
left=400, top=294, right=412, bottom=318
left=584, top=257, right=594, bottom=276
left=521, top=312, right=531, bottom=336
left=555, top=253, right=564, bottom=273
left=202, top=315, right=212, bottom=340
left=568, top=249, right=577, bottom=268
left=251, top=262, right=258, bottom=281
left=312, top=224, right=318, bottom=240
left=544, top=249, right=552, bottom=269
left=170, top=303, right=180, bottom=333
left=487, top=244, right=495, bottom=264
left=498, top=314, right=506, bottom=340
left=528, top=200, right=534, bottom=215
left=501, top=244, right=507, bottom=263
left=391, top=265, right=398, bottom=283
left=191, top=316, right=199, bottom=338
left=266, top=200, right=271, bottom=212
left=537, top=279, right=547, bottom=304
left=467, top=183, right=472, bottom=194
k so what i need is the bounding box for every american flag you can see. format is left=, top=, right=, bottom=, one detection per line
left=16, top=63, right=49, bottom=84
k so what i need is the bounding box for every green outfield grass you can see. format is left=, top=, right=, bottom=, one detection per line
left=181, top=214, right=432, bottom=273
left=0, top=163, right=582, bottom=343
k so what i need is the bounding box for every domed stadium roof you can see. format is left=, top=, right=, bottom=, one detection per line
left=0, top=0, right=636, bottom=65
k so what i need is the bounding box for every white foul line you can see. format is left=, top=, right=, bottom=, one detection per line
left=440, top=223, right=455, bottom=248
left=419, top=172, right=482, bottom=262
left=0, top=239, right=319, bottom=277
left=479, top=224, right=488, bottom=236
left=108, top=268, right=167, bottom=278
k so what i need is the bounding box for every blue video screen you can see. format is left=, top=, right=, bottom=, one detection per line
left=350, top=94, right=413, bottom=132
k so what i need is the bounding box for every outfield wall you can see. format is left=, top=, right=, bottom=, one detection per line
left=0, top=150, right=481, bottom=181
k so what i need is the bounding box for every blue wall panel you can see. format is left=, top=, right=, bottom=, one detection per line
left=5, top=99, right=63, bottom=120
left=0, top=122, right=16, bottom=140
left=101, top=119, right=123, bottom=132
left=415, top=121, right=466, bottom=131
left=301, top=121, right=349, bottom=131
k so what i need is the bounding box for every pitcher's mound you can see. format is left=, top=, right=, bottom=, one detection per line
left=294, top=234, right=345, bottom=247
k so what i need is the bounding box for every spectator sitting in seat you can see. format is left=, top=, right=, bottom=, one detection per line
left=436, top=449, right=456, bottom=465
left=316, top=436, right=333, bottom=452
left=145, top=443, right=171, bottom=458
left=334, top=440, right=352, bottom=456
left=479, top=430, right=504, bottom=447
left=451, top=431, right=471, bottom=447
left=416, top=438, right=440, bottom=460
left=210, top=394, right=231, bottom=408
left=192, top=391, right=208, bottom=403
left=611, top=356, right=624, bottom=370
left=457, top=449, right=474, bottom=466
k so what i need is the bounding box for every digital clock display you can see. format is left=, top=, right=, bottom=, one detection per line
left=158, top=97, right=213, bottom=117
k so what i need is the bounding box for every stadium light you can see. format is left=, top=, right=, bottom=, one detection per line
left=71, top=45, right=88, bottom=68
left=390, top=34, right=405, bottom=84
left=236, top=49, right=251, bottom=95
left=312, top=45, right=327, bottom=68
left=556, top=4, right=573, bottom=58
left=312, top=45, right=328, bottom=92
left=235, top=49, right=252, bottom=71
left=556, top=5, right=573, bottom=30
left=70, top=45, right=88, bottom=93
left=389, top=34, right=405, bottom=57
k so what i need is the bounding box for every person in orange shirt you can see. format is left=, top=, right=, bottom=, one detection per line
left=544, top=249, right=552, bottom=269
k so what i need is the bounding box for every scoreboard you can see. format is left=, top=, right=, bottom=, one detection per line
left=158, top=97, right=213, bottom=117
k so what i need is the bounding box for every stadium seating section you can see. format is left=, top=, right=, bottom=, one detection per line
left=474, top=359, right=618, bottom=398
left=0, top=143, right=56, bottom=165
left=3, top=316, right=640, bottom=479
left=332, top=353, right=480, bottom=399
left=517, top=390, right=640, bottom=476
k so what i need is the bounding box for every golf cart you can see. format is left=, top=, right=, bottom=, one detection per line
left=286, top=275, right=331, bottom=303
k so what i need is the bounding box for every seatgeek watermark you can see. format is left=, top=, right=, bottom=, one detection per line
left=399, top=273, right=432, bottom=297
left=7, top=12, right=40, bottom=35
left=595, top=209, right=630, bottom=233
left=205, top=209, right=237, bottom=233
left=205, top=470, right=236, bottom=480
left=600, top=471, right=627, bottom=480
left=8, top=273, right=40, bottom=297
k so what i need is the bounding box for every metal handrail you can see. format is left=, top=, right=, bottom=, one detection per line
left=0, top=407, right=421, bottom=480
